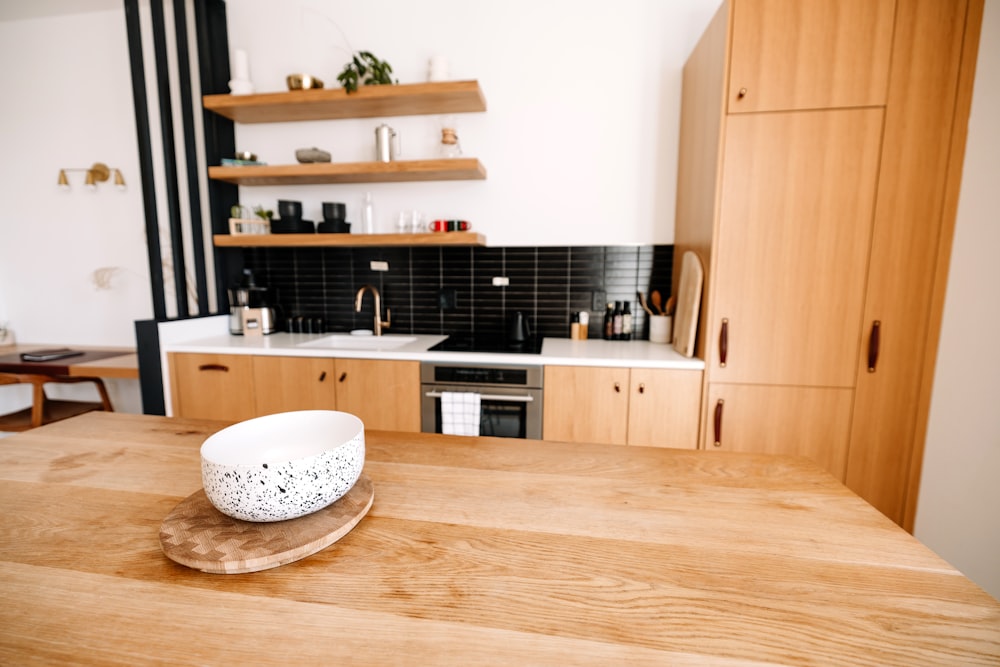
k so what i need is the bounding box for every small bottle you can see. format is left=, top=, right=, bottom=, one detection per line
left=612, top=301, right=623, bottom=340
left=440, top=116, right=463, bottom=159
left=622, top=301, right=633, bottom=341
left=360, top=192, right=375, bottom=234
left=603, top=303, right=614, bottom=340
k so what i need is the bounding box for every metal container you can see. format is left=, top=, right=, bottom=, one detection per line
left=374, top=124, right=399, bottom=162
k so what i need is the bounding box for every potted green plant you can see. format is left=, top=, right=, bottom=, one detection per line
left=336, top=51, right=398, bottom=93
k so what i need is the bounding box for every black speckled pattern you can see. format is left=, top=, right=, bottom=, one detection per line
left=202, top=434, right=365, bottom=522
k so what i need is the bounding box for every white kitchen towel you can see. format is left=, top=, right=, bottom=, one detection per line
left=440, top=391, right=481, bottom=436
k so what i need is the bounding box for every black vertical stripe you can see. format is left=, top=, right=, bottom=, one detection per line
left=123, top=0, right=166, bottom=320
left=149, top=0, right=188, bottom=317
left=171, top=0, right=209, bottom=312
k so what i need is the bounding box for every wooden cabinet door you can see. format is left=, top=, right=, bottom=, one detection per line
left=335, top=359, right=420, bottom=432
left=728, top=0, right=895, bottom=113
left=543, top=366, right=630, bottom=445
left=709, top=109, right=882, bottom=387
left=704, top=384, right=854, bottom=480
left=252, top=356, right=336, bottom=416
left=845, top=0, right=979, bottom=526
left=627, top=369, right=702, bottom=449
left=168, top=352, right=256, bottom=422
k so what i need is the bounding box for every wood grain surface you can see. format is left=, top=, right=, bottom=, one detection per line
left=672, top=250, right=703, bottom=357
left=213, top=231, right=486, bottom=248
left=159, top=475, right=374, bottom=574
left=202, top=80, right=487, bottom=123
left=1, top=412, right=997, bottom=665
left=207, top=158, right=486, bottom=186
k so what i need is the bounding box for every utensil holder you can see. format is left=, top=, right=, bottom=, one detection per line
left=649, top=315, right=672, bottom=344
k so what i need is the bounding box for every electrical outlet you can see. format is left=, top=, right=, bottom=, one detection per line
left=592, top=290, right=607, bottom=311
left=370, top=260, right=389, bottom=271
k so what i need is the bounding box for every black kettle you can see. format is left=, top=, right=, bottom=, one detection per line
left=507, top=311, right=531, bottom=342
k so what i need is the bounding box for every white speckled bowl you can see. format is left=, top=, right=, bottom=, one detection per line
left=201, top=410, right=365, bottom=522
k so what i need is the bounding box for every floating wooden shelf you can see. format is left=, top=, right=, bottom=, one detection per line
left=208, top=158, right=486, bottom=186
left=203, top=80, right=487, bottom=123
left=213, top=232, right=486, bottom=248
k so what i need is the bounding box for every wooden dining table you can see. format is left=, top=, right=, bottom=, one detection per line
left=0, top=343, right=138, bottom=379
left=1, top=412, right=997, bottom=665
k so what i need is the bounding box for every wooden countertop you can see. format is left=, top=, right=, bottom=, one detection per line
left=0, top=412, right=997, bottom=665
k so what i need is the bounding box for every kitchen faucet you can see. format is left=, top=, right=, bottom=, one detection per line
left=355, top=284, right=391, bottom=336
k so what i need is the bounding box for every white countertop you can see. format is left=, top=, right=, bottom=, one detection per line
left=161, top=326, right=704, bottom=370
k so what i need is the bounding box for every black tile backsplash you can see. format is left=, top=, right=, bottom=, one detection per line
left=242, top=245, right=673, bottom=340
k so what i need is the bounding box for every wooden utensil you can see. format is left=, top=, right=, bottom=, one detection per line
left=665, top=295, right=676, bottom=317
left=637, top=292, right=655, bottom=316
left=650, top=290, right=664, bottom=315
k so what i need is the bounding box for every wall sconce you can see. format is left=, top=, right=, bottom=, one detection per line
left=57, top=162, right=126, bottom=192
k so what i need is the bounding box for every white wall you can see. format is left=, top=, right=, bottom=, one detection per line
left=0, top=9, right=151, bottom=347
left=223, top=0, right=721, bottom=246
left=0, top=8, right=150, bottom=414
left=914, top=0, right=1000, bottom=601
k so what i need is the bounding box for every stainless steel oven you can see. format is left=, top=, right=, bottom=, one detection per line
left=420, top=362, right=543, bottom=439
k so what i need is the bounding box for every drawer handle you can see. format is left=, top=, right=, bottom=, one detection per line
left=614, top=382, right=621, bottom=393
left=737, top=87, right=747, bottom=99
left=638, top=383, right=645, bottom=394
left=319, top=371, right=327, bottom=382
left=339, top=372, right=347, bottom=382
left=424, top=391, right=534, bottom=403
left=198, top=364, right=229, bottom=372
left=713, top=399, right=724, bottom=447
left=719, top=318, right=729, bottom=368
left=867, top=320, right=881, bottom=372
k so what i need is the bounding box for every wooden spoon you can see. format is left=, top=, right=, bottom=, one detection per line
left=650, top=290, right=663, bottom=315
left=637, top=292, right=655, bottom=316
left=665, top=295, right=676, bottom=317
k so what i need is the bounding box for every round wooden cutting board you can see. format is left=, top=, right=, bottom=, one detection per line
left=159, top=474, right=374, bottom=574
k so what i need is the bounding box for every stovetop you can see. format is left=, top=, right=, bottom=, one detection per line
left=428, top=335, right=543, bottom=355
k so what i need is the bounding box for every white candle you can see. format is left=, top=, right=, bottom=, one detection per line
left=233, top=49, right=250, bottom=81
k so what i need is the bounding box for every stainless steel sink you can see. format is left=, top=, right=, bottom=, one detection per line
left=297, top=334, right=418, bottom=350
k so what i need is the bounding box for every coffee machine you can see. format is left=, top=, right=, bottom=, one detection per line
left=228, top=269, right=276, bottom=335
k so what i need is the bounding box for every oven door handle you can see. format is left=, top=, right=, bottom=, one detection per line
left=424, top=391, right=535, bottom=403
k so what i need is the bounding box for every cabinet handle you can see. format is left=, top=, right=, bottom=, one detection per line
left=198, top=364, right=229, bottom=372
left=614, top=382, right=621, bottom=393
left=339, top=372, right=347, bottom=382
left=719, top=318, right=729, bottom=368
left=737, top=87, right=747, bottom=99
left=638, top=383, right=645, bottom=394
left=713, top=399, right=724, bottom=447
left=867, top=320, right=881, bottom=372
left=319, top=371, right=327, bottom=382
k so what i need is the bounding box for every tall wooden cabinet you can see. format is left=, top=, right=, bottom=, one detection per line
left=675, top=0, right=983, bottom=528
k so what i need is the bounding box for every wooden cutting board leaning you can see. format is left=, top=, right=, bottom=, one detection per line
left=672, top=250, right=704, bottom=357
